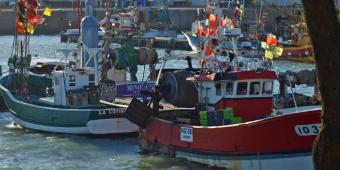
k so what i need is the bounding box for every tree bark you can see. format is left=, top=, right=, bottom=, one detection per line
left=301, top=0, right=340, bottom=169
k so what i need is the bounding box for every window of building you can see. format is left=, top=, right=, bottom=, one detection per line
left=226, top=82, right=234, bottom=95
left=250, top=82, right=261, bottom=95
left=237, top=82, right=248, bottom=95
left=215, top=82, right=222, bottom=96
left=263, top=81, right=273, bottom=95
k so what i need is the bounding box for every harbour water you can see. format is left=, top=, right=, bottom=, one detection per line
left=0, top=35, right=315, bottom=169
left=0, top=115, right=205, bottom=169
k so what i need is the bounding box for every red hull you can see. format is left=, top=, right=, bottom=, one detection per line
left=279, top=46, right=315, bottom=63
left=282, top=46, right=314, bottom=57
left=215, top=98, right=273, bottom=122
left=140, top=108, right=321, bottom=154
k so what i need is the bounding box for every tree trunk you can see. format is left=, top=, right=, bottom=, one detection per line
left=301, top=0, right=340, bottom=169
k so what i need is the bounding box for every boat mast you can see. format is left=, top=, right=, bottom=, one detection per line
left=75, top=0, right=82, bottom=33
left=257, top=0, right=264, bottom=59
left=102, top=0, right=114, bottom=58
left=9, top=0, right=31, bottom=99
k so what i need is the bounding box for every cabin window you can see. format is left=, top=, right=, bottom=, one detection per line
left=263, top=81, right=273, bottom=95
left=69, top=75, right=75, bottom=82
left=89, top=74, right=95, bottom=82
left=250, top=82, right=261, bottom=95
left=237, top=82, right=248, bottom=95
left=69, top=75, right=76, bottom=86
left=215, top=82, right=222, bottom=96
left=226, top=82, right=234, bottom=95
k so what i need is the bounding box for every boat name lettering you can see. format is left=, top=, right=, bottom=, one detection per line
left=98, top=108, right=127, bottom=115
left=126, top=83, right=153, bottom=92
left=180, top=127, right=193, bottom=142
left=295, top=123, right=321, bottom=136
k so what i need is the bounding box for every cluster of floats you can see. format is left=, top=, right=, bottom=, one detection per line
left=0, top=0, right=320, bottom=169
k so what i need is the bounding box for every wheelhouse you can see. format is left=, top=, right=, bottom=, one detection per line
left=192, top=70, right=277, bottom=122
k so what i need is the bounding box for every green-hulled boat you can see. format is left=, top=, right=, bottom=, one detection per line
left=0, top=0, right=157, bottom=134
left=0, top=56, right=141, bottom=134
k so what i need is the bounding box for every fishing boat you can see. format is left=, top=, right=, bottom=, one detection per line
left=266, top=6, right=314, bottom=63
left=259, top=36, right=314, bottom=63
left=278, top=35, right=314, bottom=63
left=258, top=31, right=314, bottom=63
left=126, top=26, right=321, bottom=169
left=278, top=8, right=314, bottom=63
left=0, top=0, right=157, bottom=134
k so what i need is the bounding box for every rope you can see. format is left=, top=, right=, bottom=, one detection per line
left=142, top=65, right=146, bottom=82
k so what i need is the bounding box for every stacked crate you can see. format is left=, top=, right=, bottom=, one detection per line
left=223, top=108, right=242, bottom=124
left=199, top=108, right=242, bottom=126
left=199, top=111, right=208, bottom=126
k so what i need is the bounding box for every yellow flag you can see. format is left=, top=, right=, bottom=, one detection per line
left=272, top=46, right=283, bottom=57
left=26, top=23, right=35, bottom=34
left=261, top=42, right=269, bottom=49
left=265, top=50, right=273, bottom=59
left=43, top=7, right=52, bottom=17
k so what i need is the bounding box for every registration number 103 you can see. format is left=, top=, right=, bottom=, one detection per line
left=295, top=123, right=321, bottom=136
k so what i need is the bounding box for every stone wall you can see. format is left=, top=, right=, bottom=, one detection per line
left=0, top=7, right=269, bottom=35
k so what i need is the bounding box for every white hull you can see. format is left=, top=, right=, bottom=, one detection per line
left=87, top=118, right=139, bottom=134
left=176, top=151, right=313, bottom=170
left=10, top=114, right=139, bottom=134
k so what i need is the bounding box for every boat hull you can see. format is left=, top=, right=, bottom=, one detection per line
left=10, top=113, right=138, bottom=134
left=175, top=150, right=312, bottom=170
left=278, top=45, right=314, bottom=63
left=0, top=77, right=138, bottom=134
left=139, top=107, right=321, bottom=169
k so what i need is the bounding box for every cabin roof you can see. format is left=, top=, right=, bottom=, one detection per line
left=188, top=70, right=277, bottom=81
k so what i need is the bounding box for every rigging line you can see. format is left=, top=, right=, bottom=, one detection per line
left=11, top=28, right=16, bottom=58
left=142, top=64, right=146, bottom=82
left=138, top=61, right=159, bottom=106
left=140, top=61, right=157, bottom=91
left=142, top=47, right=146, bottom=81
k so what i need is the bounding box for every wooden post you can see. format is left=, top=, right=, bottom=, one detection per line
left=301, top=0, right=340, bottom=169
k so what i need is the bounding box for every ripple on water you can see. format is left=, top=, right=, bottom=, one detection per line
left=0, top=111, right=202, bottom=169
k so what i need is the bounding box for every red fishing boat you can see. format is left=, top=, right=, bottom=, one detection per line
left=126, top=29, right=320, bottom=169
left=279, top=44, right=314, bottom=63
left=277, top=22, right=315, bottom=63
